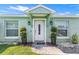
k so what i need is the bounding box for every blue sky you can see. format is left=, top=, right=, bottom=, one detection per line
left=0, top=4, right=79, bottom=15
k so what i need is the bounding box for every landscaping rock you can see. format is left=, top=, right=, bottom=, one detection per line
left=57, top=43, right=79, bottom=53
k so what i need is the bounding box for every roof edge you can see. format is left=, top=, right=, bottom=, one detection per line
left=0, top=14, right=28, bottom=17
left=26, top=5, right=56, bottom=13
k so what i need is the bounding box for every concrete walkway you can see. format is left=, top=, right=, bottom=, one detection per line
left=32, top=45, right=65, bottom=55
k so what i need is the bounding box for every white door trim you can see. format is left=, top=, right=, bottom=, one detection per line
left=33, top=18, right=46, bottom=44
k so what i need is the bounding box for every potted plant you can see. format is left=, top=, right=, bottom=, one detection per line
left=72, top=33, right=78, bottom=44
left=51, top=26, right=57, bottom=45
left=20, top=27, right=27, bottom=45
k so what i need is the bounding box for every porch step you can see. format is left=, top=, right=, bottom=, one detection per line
left=34, top=40, right=45, bottom=45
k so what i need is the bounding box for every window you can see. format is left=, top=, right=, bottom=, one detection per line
left=54, top=20, right=68, bottom=36
left=57, top=30, right=67, bottom=36
left=5, top=21, right=18, bottom=37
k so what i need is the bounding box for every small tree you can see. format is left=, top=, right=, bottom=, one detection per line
left=51, top=26, right=57, bottom=45
left=72, top=33, right=78, bottom=44
left=20, top=27, right=27, bottom=45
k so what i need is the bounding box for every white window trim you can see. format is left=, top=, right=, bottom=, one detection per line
left=57, top=36, right=69, bottom=40
left=5, top=36, right=19, bottom=39
left=4, top=20, right=19, bottom=39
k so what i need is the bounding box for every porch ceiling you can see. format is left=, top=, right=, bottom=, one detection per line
left=31, top=13, right=49, bottom=17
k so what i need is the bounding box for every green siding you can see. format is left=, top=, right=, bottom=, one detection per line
left=0, top=17, right=33, bottom=44
left=0, top=16, right=79, bottom=44
left=0, top=18, right=5, bottom=41
left=19, top=18, right=33, bottom=42
left=69, top=19, right=79, bottom=36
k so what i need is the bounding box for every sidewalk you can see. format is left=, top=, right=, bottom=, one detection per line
left=32, top=45, right=65, bottom=55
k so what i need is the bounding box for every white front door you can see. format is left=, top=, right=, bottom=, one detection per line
left=34, top=20, right=45, bottom=42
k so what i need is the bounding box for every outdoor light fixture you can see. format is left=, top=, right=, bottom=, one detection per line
left=50, top=21, right=53, bottom=25
left=28, top=21, right=31, bottom=25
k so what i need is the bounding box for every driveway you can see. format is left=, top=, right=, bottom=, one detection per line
left=32, top=45, right=65, bottom=55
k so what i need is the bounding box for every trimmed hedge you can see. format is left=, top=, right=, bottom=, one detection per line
left=51, top=26, right=57, bottom=45
left=20, top=27, right=27, bottom=44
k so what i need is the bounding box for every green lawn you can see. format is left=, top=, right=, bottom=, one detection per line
left=0, top=45, right=38, bottom=55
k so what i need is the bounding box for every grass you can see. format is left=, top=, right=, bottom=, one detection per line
left=0, top=44, right=38, bottom=55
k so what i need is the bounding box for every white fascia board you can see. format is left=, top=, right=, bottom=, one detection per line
left=0, top=14, right=28, bottom=17
left=52, top=15, right=79, bottom=18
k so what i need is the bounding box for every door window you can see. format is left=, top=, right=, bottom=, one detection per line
left=38, top=24, right=41, bottom=35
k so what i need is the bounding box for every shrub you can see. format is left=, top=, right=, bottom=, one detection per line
left=72, top=33, right=78, bottom=44
left=20, top=27, right=27, bottom=44
left=51, top=26, right=57, bottom=32
left=51, top=26, right=57, bottom=45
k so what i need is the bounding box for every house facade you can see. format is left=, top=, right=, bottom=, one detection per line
left=0, top=5, right=79, bottom=44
